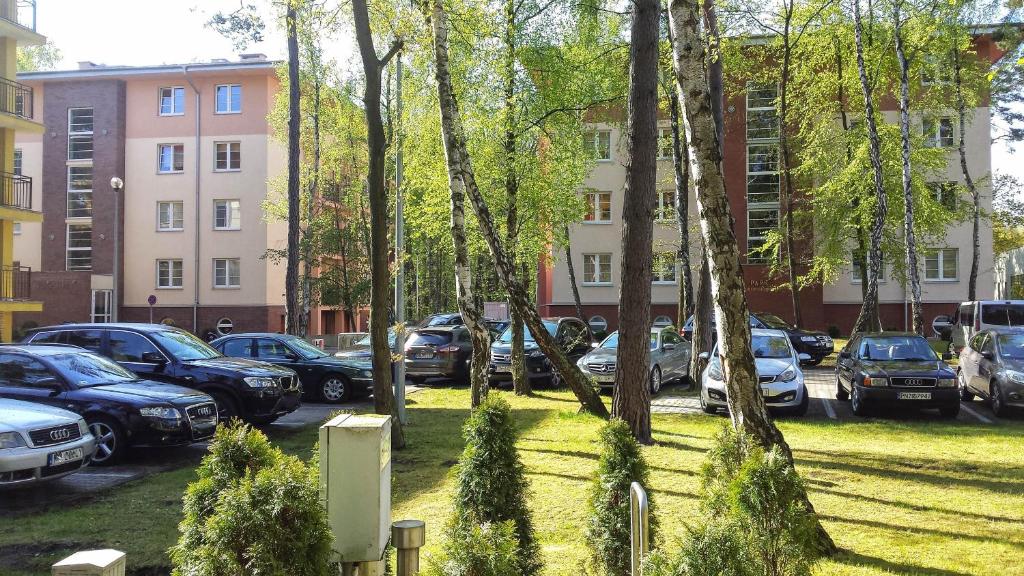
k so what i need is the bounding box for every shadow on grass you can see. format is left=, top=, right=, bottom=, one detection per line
left=824, top=514, right=1024, bottom=549
left=810, top=485, right=1023, bottom=524
left=519, top=446, right=699, bottom=477
left=835, top=550, right=977, bottom=576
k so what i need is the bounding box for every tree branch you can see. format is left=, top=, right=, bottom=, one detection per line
left=379, top=39, right=404, bottom=69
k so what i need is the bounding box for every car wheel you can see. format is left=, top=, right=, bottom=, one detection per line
left=700, top=389, right=716, bottom=414
left=87, top=416, right=125, bottom=466
left=792, top=386, right=810, bottom=416
left=851, top=385, right=870, bottom=417
left=957, top=369, right=975, bottom=402
left=649, top=366, right=662, bottom=395
left=209, top=390, right=240, bottom=424
left=835, top=374, right=849, bottom=401
left=991, top=381, right=1007, bottom=417
left=939, top=402, right=961, bottom=418
left=549, top=370, right=562, bottom=389
left=319, top=375, right=351, bottom=403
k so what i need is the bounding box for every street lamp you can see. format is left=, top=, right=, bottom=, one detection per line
left=110, top=177, right=123, bottom=323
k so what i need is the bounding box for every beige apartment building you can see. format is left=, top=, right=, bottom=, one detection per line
left=11, top=56, right=343, bottom=338
left=539, top=32, right=1003, bottom=334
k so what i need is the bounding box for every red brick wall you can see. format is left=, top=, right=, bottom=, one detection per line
left=120, top=305, right=286, bottom=336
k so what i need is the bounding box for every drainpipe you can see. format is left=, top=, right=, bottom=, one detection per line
left=183, top=66, right=201, bottom=333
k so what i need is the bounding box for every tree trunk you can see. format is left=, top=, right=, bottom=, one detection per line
left=613, top=0, right=659, bottom=444
left=564, top=227, right=587, bottom=323
left=778, top=25, right=803, bottom=328
left=690, top=249, right=713, bottom=381
left=835, top=36, right=871, bottom=301
left=666, top=48, right=694, bottom=324
left=285, top=2, right=302, bottom=336
left=668, top=0, right=835, bottom=554
left=425, top=0, right=609, bottom=418
left=894, top=5, right=924, bottom=335
left=850, top=0, right=886, bottom=335
left=352, top=0, right=405, bottom=448
left=300, top=51, right=323, bottom=340
left=953, top=48, right=980, bottom=301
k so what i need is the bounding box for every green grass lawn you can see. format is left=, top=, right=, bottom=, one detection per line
left=2, top=388, right=1022, bottom=575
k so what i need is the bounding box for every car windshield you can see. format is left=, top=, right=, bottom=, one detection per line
left=288, top=338, right=327, bottom=359
left=499, top=321, right=558, bottom=344
left=599, top=332, right=619, bottom=349
left=752, top=335, right=792, bottom=359
left=355, top=330, right=397, bottom=348
left=860, top=336, right=936, bottom=361
left=757, top=314, right=793, bottom=330
left=151, top=330, right=221, bottom=361
left=50, top=352, right=138, bottom=387
left=997, top=333, right=1024, bottom=359
left=425, top=315, right=460, bottom=327
left=981, top=304, right=1024, bottom=327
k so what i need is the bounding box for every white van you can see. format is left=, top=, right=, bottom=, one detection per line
left=950, top=300, right=1024, bottom=354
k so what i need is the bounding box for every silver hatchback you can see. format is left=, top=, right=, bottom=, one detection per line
left=1, top=399, right=96, bottom=488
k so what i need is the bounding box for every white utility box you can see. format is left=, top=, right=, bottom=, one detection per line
left=52, top=549, right=125, bottom=576
left=319, top=413, right=392, bottom=563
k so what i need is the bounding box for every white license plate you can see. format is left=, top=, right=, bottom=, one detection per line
left=595, top=374, right=616, bottom=383
left=493, top=367, right=510, bottom=374
left=898, top=392, right=931, bottom=400
left=48, top=447, right=84, bottom=466
left=415, top=352, right=434, bottom=359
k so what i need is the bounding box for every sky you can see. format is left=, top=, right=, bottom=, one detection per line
left=32, top=0, right=1023, bottom=184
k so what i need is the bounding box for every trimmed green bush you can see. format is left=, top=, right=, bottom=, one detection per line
left=424, top=521, right=522, bottom=576
left=585, top=418, right=657, bottom=576
left=170, top=422, right=334, bottom=576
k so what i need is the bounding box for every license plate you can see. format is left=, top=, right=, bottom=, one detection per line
left=596, top=374, right=616, bottom=383
left=761, top=387, right=771, bottom=397
left=898, top=392, right=931, bottom=400
left=493, top=367, right=510, bottom=374
left=415, top=352, right=433, bottom=359
left=48, top=447, right=84, bottom=466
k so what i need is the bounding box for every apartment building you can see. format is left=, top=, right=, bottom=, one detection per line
left=539, top=31, right=1005, bottom=334
left=0, top=0, right=44, bottom=341
left=10, top=55, right=347, bottom=338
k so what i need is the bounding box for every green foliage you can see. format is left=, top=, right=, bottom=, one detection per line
left=170, top=423, right=333, bottom=576
left=424, top=521, right=523, bottom=576
left=585, top=418, right=656, bottom=576
left=448, top=394, right=541, bottom=575
left=17, top=40, right=61, bottom=72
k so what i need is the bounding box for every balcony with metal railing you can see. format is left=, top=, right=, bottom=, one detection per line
left=0, top=265, right=31, bottom=301
left=0, top=171, right=32, bottom=211
left=0, top=77, right=32, bottom=120
left=0, top=0, right=36, bottom=32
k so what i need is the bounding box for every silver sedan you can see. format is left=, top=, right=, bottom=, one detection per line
left=577, top=326, right=691, bottom=393
left=1, top=399, right=96, bottom=488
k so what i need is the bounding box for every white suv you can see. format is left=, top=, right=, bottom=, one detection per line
left=950, top=301, right=1024, bottom=355
left=0, top=399, right=96, bottom=488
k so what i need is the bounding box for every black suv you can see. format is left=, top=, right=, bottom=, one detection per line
left=23, top=324, right=300, bottom=424
left=488, top=317, right=592, bottom=387
left=681, top=312, right=834, bottom=365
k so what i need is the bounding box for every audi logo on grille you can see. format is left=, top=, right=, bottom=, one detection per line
left=197, top=406, right=213, bottom=416
left=906, top=378, right=924, bottom=386
left=50, top=428, right=71, bottom=441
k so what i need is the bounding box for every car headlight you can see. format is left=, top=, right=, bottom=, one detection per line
left=1006, top=370, right=1024, bottom=384
left=708, top=363, right=724, bottom=381
left=361, top=370, right=374, bottom=379
left=139, top=406, right=181, bottom=419
left=528, top=350, right=544, bottom=358
left=863, top=375, right=888, bottom=387
left=0, top=431, right=26, bottom=449
left=937, top=378, right=956, bottom=388
left=244, top=376, right=279, bottom=388
left=800, top=336, right=818, bottom=342
left=779, top=367, right=797, bottom=382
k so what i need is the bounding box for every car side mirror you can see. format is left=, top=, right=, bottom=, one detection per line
left=141, top=351, right=166, bottom=364
left=798, top=352, right=812, bottom=362
left=942, top=352, right=953, bottom=361
left=838, top=351, right=851, bottom=359
left=591, top=342, right=599, bottom=349
left=698, top=351, right=709, bottom=360
left=663, top=343, right=676, bottom=351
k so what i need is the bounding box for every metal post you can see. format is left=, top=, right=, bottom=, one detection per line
left=630, top=482, right=649, bottom=576
left=392, top=519, right=425, bottom=576
left=110, top=178, right=123, bottom=323
left=394, top=54, right=407, bottom=424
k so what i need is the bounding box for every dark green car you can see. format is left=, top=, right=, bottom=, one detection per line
left=211, top=333, right=375, bottom=403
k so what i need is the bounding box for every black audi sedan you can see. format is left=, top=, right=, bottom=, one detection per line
left=0, top=345, right=218, bottom=465
left=23, top=324, right=300, bottom=424
left=681, top=313, right=834, bottom=365
left=210, top=333, right=374, bottom=403
left=835, top=332, right=958, bottom=417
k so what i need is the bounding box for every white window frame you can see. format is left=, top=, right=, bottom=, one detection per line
left=746, top=208, right=779, bottom=264
left=851, top=250, right=886, bottom=284
left=923, top=117, right=954, bottom=148
left=90, top=289, right=113, bottom=323
left=657, top=126, right=674, bottom=160
left=213, top=199, right=241, bottom=230
left=214, top=141, right=241, bottom=172
left=66, top=224, right=92, bottom=271
left=746, top=143, right=780, bottom=205
left=652, top=253, right=677, bottom=284
left=157, top=201, right=184, bottom=231
left=929, top=181, right=958, bottom=210
left=12, top=222, right=21, bottom=235
left=582, top=253, right=612, bottom=286
left=67, top=107, right=94, bottom=162
left=585, top=129, right=612, bottom=162
left=13, top=148, right=22, bottom=176
left=156, top=259, right=184, bottom=289
left=924, top=248, right=958, bottom=282
left=157, top=143, right=184, bottom=174
left=215, top=84, right=242, bottom=114
left=583, top=191, right=612, bottom=224
left=655, top=189, right=676, bottom=221
left=745, top=84, right=779, bottom=141
left=159, top=86, right=185, bottom=116
left=67, top=166, right=93, bottom=219
left=213, top=258, right=241, bottom=288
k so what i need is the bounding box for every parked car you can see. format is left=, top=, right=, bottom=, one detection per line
left=418, top=313, right=463, bottom=328
left=1, top=398, right=96, bottom=487
left=335, top=328, right=398, bottom=361
left=682, top=313, right=833, bottom=365
left=577, top=326, right=691, bottom=393
left=404, top=326, right=474, bottom=383
left=950, top=300, right=1024, bottom=355
left=489, top=317, right=592, bottom=387
left=0, top=345, right=217, bottom=464
left=486, top=319, right=511, bottom=339
left=956, top=329, right=1024, bottom=417
left=22, top=324, right=300, bottom=424
left=835, top=332, right=958, bottom=417
left=699, top=329, right=811, bottom=416
left=210, top=333, right=374, bottom=403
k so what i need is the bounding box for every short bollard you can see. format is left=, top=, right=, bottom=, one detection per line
left=391, top=519, right=426, bottom=576
left=630, top=482, right=649, bottom=576
left=52, top=549, right=126, bottom=576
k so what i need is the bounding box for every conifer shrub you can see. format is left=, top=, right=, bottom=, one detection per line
left=585, top=418, right=657, bottom=576
left=171, top=422, right=333, bottom=576
left=424, top=520, right=522, bottom=576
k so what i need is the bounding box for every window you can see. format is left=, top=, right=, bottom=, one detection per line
left=68, top=107, right=94, bottom=161
left=746, top=84, right=779, bottom=141
left=12, top=222, right=21, bottom=235
left=90, top=290, right=112, bottom=323
left=159, top=87, right=185, bottom=115
left=67, top=330, right=103, bottom=353
left=157, top=201, right=184, bottom=231
left=652, top=253, right=677, bottom=284
left=0, top=354, right=57, bottom=387
left=214, top=258, right=241, bottom=288
left=67, top=166, right=93, bottom=218
left=655, top=190, right=675, bottom=221
left=851, top=249, right=885, bottom=282
left=13, top=148, right=22, bottom=175
left=158, top=144, right=184, bottom=173
left=66, top=224, right=92, bottom=270
left=929, top=182, right=958, bottom=210
left=256, top=338, right=292, bottom=360
left=215, top=84, right=242, bottom=113
left=583, top=253, right=612, bottom=285
left=584, top=191, right=612, bottom=223
left=109, top=331, right=162, bottom=363
left=747, top=144, right=780, bottom=204
left=653, top=316, right=674, bottom=327
left=658, top=127, right=674, bottom=159
left=222, top=338, right=253, bottom=357
left=746, top=208, right=779, bottom=263
left=215, top=141, right=241, bottom=171
left=924, top=248, right=958, bottom=281
left=214, top=199, right=241, bottom=230
left=923, top=117, right=954, bottom=148
left=584, top=129, right=612, bottom=161
left=157, top=259, right=183, bottom=288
